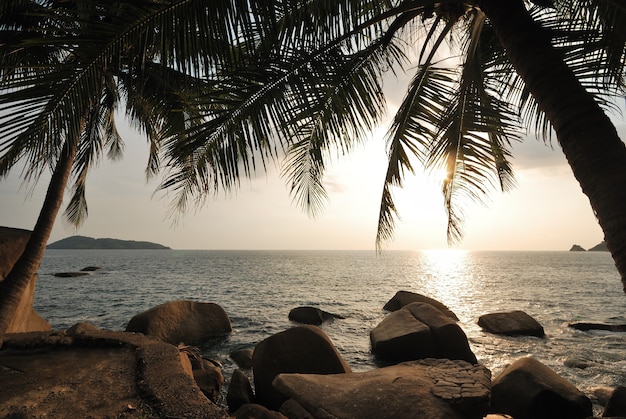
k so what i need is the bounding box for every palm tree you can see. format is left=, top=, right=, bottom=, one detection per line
left=0, top=0, right=217, bottom=333
left=155, top=0, right=626, bottom=292
left=1, top=1, right=625, bottom=343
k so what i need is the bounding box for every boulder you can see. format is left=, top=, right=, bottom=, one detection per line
left=370, top=308, right=435, bottom=362
left=192, top=358, right=224, bottom=403
left=233, top=404, right=286, bottom=419
left=491, top=357, right=592, bottom=419
left=405, top=302, right=477, bottom=364
left=288, top=306, right=344, bottom=325
left=227, top=369, right=255, bottom=413
left=0, top=226, right=51, bottom=333
left=603, top=386, right=626, bottom=417
left=382, top=290, right=459, bottom=320
left=370, top=303, right=477, bottom=364
left=478, top=310, right=545, bottom=337
left=80, top=266, right=101, bottom=271
left=125, top=300, right=232, bottom=345
left=273, top=358, right=491, bottom=419
left=230, top=348, right=254, bottom=369
left=54, top=272, right=90, bottom=277
left=252, top=326, right=351, bottom=410
left=568, top=322, right=626, bottom=332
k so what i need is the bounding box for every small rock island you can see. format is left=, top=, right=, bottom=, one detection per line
left=568, top=241, right=608, bottom=252
left=47, top=235, right=170, bottom=250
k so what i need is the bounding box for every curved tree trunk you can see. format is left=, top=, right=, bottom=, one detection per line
left=479, top=0, right=626, bottom=293
left=0, top=140, right=77, bottom=334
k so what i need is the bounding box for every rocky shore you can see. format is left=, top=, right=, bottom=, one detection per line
left=2, top=294, right=625, bottom=418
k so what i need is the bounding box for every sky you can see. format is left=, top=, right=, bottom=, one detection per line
left=2, top=83, right=624, bottom=251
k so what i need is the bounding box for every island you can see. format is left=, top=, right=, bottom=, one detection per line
left=568, top=241, right=608, bottom=252
left=46, top=235, right=171, bottom=250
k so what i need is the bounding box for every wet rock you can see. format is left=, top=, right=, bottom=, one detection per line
left=80, top=266, right=101, bottom=271
left=227, top=369, right=255, bottom=413
left=193, top=358, right=224, bottom=403
left=273, top=358, right=491, bottom=419
left=230, top=348, right=254, bottom=369
left=288, top=306, right=345, bottom=325
left=563, top=357, right=593, bottom=370
left=568, top=322, right=626, bottom=332
left=478, top=310, right=545, bottom=337
left=383, top=290, right=459, bottom=320
left=53, top=272, right=90, bottom=277
left=491, top=357, right=592, bottom=419
left=252, top=326, right=351, bottom=410
left=125, top=300, right=232, bottom=345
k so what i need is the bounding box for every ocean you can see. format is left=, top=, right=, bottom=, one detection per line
left=34, top=249, right=626, bottom=411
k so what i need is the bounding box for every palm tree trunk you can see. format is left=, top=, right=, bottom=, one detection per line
left=0, top=139, right=77, bottom=334
left=479, top=0, right=626, bottom=293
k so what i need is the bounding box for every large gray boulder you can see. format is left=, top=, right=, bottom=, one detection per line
left=288, top=306, right=344, bottom=325
left=273, top=358, right=491, bottom=419
left=0, top=226, right=50, bottom=333
left=252, top=326, right=351, bottom=410
left=370, top=303, right=477, bottom=364
left=383, top=290, right=459, bottom=320
left=491, top=357, right=592, bottom=419
left=125, top=300, right=232, bottom=345
left=478, top=310, right=545, bottom=337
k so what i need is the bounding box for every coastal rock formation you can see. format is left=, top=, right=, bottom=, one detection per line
left=191, top=357, right=224, bottom=403
left=478, top=310, right=545, bottom=337
left=252, top=325, right=351, bottom=410
left=569, top=244, right=586, bottom=251
left=227, top=369, right=255, bottom=413
left=273, top=358, right=491, bottom=419
left=230, top=347, right=254, bottom=369
left=125, top=300, right=232, bottom=345
left=288, top=306, right=345, bottom=325
left=382, top=290, right=459, bottom=320
left=405, top=302, right=477, bottom=363
left=370, top=302, right=476, bottom=364
left=491, top=357, right=592, bottom=419
left=0, top=327, right=228, bottom=418
left=370, top=308, right=434, bottom=362
left=0, top=226, right=50, bottom=333
left=568, top=322, right=626, bottom=332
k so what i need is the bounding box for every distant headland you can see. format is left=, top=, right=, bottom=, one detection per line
left=569, top=241, right=608, bottom=252
left=47, top=235, right=170, bottom=250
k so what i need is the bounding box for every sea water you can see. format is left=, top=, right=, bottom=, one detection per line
left=34, top=250, right=626, bottom=407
